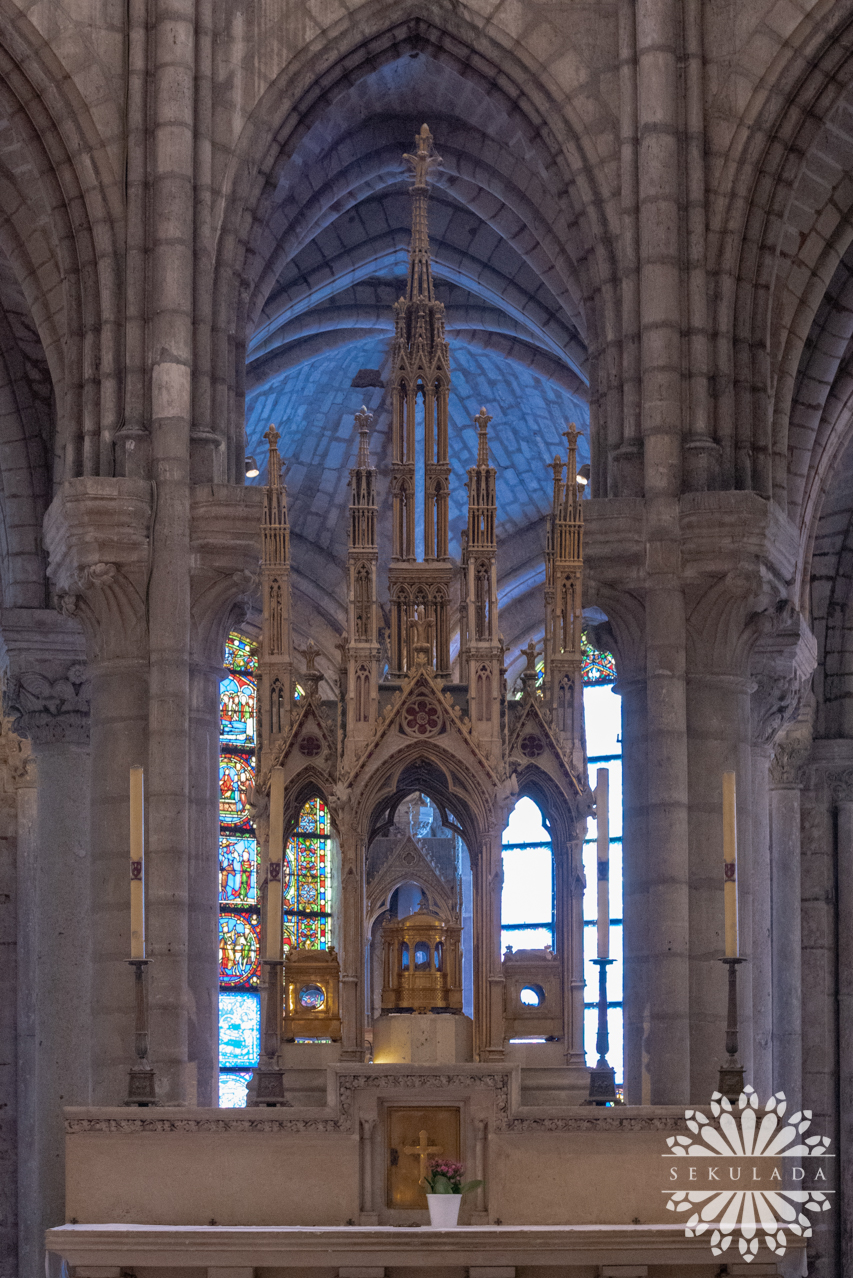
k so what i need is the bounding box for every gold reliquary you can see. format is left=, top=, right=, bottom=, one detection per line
left=380, top=903, right=463, bottom=1014
left=283, top=946, right=342, bottom=1040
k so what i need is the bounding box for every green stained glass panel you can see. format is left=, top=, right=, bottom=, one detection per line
left=224, top=634, right=258, bottom=673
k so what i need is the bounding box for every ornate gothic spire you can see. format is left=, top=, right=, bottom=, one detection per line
left=402, top=124, right=442, bottom=305
left=462, top=407, right=501, bottom=755
left=344, top=407, right=380, bottom=760
left=387, top=124, right=453, bottom=677
left=544, top=424, right=585, bottom=766
left=258, top=423, right=294, bottom=768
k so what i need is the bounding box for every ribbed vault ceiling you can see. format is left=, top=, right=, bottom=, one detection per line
left=244, top=53, right=591, bottom=652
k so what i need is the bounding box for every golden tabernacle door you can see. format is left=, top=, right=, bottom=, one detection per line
left=386, top=1106, right=461, bottom=1209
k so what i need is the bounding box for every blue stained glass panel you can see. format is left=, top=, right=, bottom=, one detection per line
left=220, top=835, right=259, bottom=904
left=219, top=1071, right=252, bottom=1107
left=220, top=673, right=257, bottom=747
left=219, top=991, right=260, bottom=1067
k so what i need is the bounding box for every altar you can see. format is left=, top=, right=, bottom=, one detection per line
left=47, top=1222, right=804, bottom=1278
left=47, top=1067, right=807, bottom=1278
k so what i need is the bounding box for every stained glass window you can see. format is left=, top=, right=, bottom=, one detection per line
left=218, top=632, right=260, bottom=1105
left=224, top=633, right=258, bottom=673
left=219, top=1070, right=253, bottom=1108
left=219, top=753, right=255, bottom=827
left=581, top=632, right=617, bottom=685
left=219, top=909, right=261, bottom=988
left=283, top=797, right=330, bottom=951
left=220, top=835, right=258, bottom=904
left=220, top=673, right=257, bottom=747
left=219, top=991, right=261, bottom=1067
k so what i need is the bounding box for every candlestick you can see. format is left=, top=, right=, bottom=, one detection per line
left=596, top=767, right=610, bottom=959
left=717, top=956, right=746, bottom=1101
left=266, top=767, right=285, bottom=961
left=583, top=958, right=621, bottom=1105
left=129, top=765, right=145, bottom=959
left=722, top=770, right=738, bottom=958
left=125, top=959, right=157, bottom=1104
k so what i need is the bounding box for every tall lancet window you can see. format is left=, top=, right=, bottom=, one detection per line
left=218, top=631, right=261, bottom=1106
left=501, top=797, right=554, bottom=951
left=581, top=634, right=623, bottom=1088
left=282, top=797, right=331, bottom=951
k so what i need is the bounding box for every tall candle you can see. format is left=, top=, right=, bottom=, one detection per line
left=596, top=767, right=610, bottom=959
left=266, top=767, right=285, bottom=961
left=129, top=765, right=145, bottom=959
left=722, top=770, right=738, bottom=958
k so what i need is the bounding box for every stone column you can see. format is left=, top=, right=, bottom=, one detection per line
left=472, top=829, right=504, bottom=1062
left=1, top=608, right=90, bottom=1276
left=619, top=676, right=648, bottom=1104
left=833, top=772, right=853, bottom=1277
left=767, top=721, right=811, bottom=1107
left=44, top=484, right=152, bottom=1106
left=685, top=669, right=754, bottom=1101
left=0, top=727, right=21, bottom=1276
left=144, top=0, right=197, bottom=1103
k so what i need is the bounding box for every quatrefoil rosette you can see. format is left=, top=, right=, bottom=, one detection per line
left=664, top=1085, right=833, bottom=1263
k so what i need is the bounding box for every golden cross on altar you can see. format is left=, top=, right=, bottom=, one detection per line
left=403, top=1128, right=442, bottom=1186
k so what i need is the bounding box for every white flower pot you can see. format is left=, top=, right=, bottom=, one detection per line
left=426, top=1194, right=462, bottom=1227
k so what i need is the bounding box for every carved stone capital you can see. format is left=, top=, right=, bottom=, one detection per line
left=0, top=608, right=89, bottom=746
left=826, top=769, right=853, bottom=804
left=749, top=607, right=816, bottom=749
left=44, top=478, right=152, bottom=662
left=751, top=674, right=801, bottom=749
left=769, top=734, right=811, bottom=788
left=190, top=484, right=262, bottom=666
left=583, top=492, right=810, bottom=682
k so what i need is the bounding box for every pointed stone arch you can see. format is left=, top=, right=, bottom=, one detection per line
left=210, top=6, right=616, bottom=482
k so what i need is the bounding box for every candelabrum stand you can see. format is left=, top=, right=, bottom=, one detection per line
left=718, top=956, right=746, bottom=1101
left=125, top=959, right=158, bottom=1105
left=584, top=958, right=621, bottom=1105
left=253, top=958, right=289, bottom=1105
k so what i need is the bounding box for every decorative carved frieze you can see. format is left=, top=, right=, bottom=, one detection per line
left=64, top=1070, right=694, bottom=1135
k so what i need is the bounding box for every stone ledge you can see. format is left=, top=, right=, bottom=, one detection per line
left=45, top=1223, right=802, bottom=1272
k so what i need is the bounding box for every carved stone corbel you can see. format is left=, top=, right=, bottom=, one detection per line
left=43, top=478, right=153, bottom=664
left=0, top=608, right=90, bottom=746
left=769, top=705, right=814, bottom=788
left=190, top=484, right=262, bottom=667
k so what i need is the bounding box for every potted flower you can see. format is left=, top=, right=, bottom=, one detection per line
left=422, top=1159, right=483, bottom=1227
